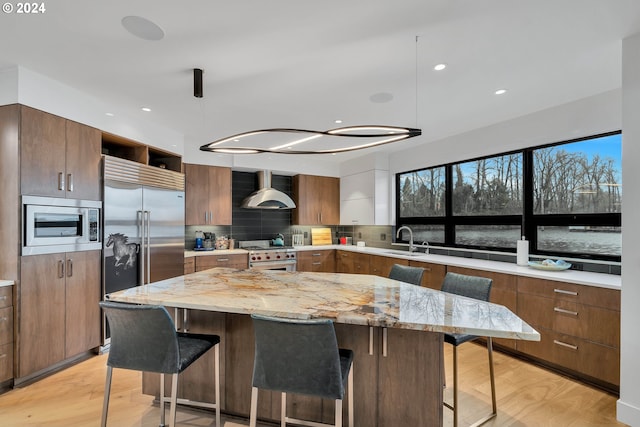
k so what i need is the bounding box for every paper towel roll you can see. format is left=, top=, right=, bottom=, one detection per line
left=517, top=239, right=529, bottom=266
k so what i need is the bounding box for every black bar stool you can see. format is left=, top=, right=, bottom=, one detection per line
left=99, top=301, right=221, bottom=427
left=389, top=263, right=425, bottom=285
left=249, top=314, right=354, bottom=427
left=440, top=272, right=497, bottom=427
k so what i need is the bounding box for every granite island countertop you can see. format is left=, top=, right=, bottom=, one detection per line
left=106, top=268, right=540, bottom=342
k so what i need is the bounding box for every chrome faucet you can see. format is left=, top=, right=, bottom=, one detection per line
left=396, top=226, right=416, bottom=252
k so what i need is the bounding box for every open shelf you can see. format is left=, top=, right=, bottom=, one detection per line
left=101, top=132, right=182, bottom=172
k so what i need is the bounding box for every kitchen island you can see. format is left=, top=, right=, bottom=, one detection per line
left=106, top=268, right=539, bottom=426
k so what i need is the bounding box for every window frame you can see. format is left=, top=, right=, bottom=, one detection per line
left=395, top=130, right=622, bottom=262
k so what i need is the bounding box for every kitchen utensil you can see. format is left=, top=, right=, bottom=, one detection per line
left=311, top=228, right=332, bottom=245
left=271, top=233, right=284, bottom=246
left=292, top=234, right=304, bottom=246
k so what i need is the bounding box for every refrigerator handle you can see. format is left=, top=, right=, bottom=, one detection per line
left=138, top=210, right=145, bottom=285
left=145, top=210, right=151, bottom=284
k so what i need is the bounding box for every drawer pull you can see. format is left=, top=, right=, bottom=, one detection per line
left=554, top=340, right=578, bottom=350
left=312, top=262, right=322, bottom=266
left=382, top=327, right=388, bottom=357
left=217, top=258, right=229, bottom=262
left=312, top=253, right=322, bottom=257
left=554, top=288, right=578, bottom=296
left=0, top=296, right=6, bottom=301
left=0, top=354, right=7, bottom=359
left=0, top=317, right=7, bottom=322
left=554, top=307, right=578, bottom=316
left=369, top=326, right=374, bottom=356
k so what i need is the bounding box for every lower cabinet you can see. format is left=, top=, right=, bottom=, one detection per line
left=336, top=250, right=370, bottom=274
left=0, top=286, right=13, bottom=383
left=184, top=257, right=195, bottom=274
left=516, top=276, right=620, bottom=389
left=195, top=253, right=248, bottom=271
left=408, top=260, right=447, bottom=290
left=18, top=250, right=101, bottom=379
left=369, top=255, right=407, bottom=277
left=296, top=250, right=336, bottom=272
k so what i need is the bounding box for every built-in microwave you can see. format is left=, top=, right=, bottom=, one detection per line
left=22, top=195, right=102, bottom=255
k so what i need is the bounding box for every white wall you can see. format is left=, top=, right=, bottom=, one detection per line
left=618, top=32, right=640, bottom=426
left=0, top=66, right=184, bottom=155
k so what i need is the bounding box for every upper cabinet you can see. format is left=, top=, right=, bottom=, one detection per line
left=185, top=163, right=232, bottom=225
left=340, top=169, right=390, bottom=225
left=20, top=106, right=101, bottom=200
left=292, top=174, right=340, bottom=225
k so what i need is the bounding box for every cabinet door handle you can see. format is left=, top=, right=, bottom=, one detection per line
left=0, top=354, right=7, bottom=359
left=553, top=340, right=578, bottom=350
left=0, top=316, right=7, bottom=322
left=217, top=258, right=229, bottom=262
left=554, top=288, right=578, bottom=296
left=382, top=327, right=388, bottom=357
left=58, top=172, right=65, bottom=191
left=67, top=258, right=73, bottom=277
left=423, top=267, right=431, bottom=272
left=67, top=173, right=73, bottom=192
left=369, top=326, right=374, bottom=355
left=554, top=307, right=578, bottom=316
left=205, top=212, right=208, bottom=223
left=58, top=260, right=65, bottom=278
left=0, top=296, right=6, bottom=301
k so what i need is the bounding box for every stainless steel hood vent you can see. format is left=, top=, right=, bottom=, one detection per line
left=241, top=170, right=296, bottom=209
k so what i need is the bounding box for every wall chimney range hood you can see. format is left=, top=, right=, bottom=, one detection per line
left=241, top=170, right=296, bottom=209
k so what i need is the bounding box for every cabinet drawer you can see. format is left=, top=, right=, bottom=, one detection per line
left=184, top=257, right=195, bottom=275
left=306, top=250, right=335, bottom=272
left=518, top=293, right=619, bottom=348
left=0, top=307, right=12, bottom=345
left=517, top=327, right=619, bottom=386
left=0, top=287, right=11, bottom=309
left=195, top=254, right=248, bottom=271
left=0, top=342, right=12, bottom=382
left=517, top=277, right=620, bottom=310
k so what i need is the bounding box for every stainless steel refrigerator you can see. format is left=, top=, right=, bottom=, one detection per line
left=102, top=156, right=185, bottom=340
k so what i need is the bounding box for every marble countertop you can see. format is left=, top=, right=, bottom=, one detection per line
left=106, top=268, right=540, bottom=341
left=296, top=245, right=621, bottom=290
left=0, top=280, right=14, bottom=288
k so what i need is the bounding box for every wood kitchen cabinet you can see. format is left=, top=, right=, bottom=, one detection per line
left=184, top=256, right=196, bottom=274
left=18, top=250, right=101, bottom=380
left=296, top=250, right=336, bottom=272
left=194, top=253, right=248, bottom=271
left=20, top=106, right=101, bottom=200
left=516, top=277, right=620, bottom=389
left=370, top=255, right=408, bottom=277
left=0, top=286, right=14, bottom=384
left=336, top=250, right=370, bottom=274
left=185, top=163, right=232, bottom=225
left=408, top=260, right=447, bottom=290
left=293, top=174, right=340, bottom=225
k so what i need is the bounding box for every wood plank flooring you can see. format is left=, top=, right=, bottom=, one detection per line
left=0, top=342, right=626, bottom=426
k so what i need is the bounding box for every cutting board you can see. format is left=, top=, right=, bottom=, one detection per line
left=311, top=228, right=332, bottom=245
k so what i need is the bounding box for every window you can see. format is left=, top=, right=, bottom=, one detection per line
left=396, top=132, right=621, bottom=261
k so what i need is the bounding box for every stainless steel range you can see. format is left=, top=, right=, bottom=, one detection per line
left=240, top=240, right=297, bottom=271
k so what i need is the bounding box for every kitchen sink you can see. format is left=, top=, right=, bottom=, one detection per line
left=383, top=250, right=424, bottom=257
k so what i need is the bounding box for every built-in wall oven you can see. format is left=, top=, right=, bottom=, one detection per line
left=22, top=195, right=101, bottom=255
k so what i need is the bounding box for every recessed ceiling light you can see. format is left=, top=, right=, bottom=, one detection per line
left=335, top=119, right=343, bottom=124
left=141, top=107, right=152, bottom=112
left=105, top=112, right=114, bottom=117
left=121, top=16, right=165, bottom=41
left=433, top=63, right=447, bottom=71
left=495, top=89, right=507, bottom=95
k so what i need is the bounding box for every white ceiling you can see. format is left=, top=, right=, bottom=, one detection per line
left=1, top=0, right=639, bottom=162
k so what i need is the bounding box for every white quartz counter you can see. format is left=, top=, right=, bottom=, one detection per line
left=0, top=280, right=14, bottom=288
left=185, top=249, right=248, bottom=258
left=295, top=244, right=621, bottom=290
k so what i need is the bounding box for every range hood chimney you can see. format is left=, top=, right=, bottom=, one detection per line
left=241, top=170, right=297, bottom=209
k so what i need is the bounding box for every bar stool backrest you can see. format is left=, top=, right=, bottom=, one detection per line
left=251, top=314, right=345, bottom=400
left=440, top=272, right=492, bottom=302
left=100, top=301, right=180, bottom=374
left=388, top=264, right=425, bottom=286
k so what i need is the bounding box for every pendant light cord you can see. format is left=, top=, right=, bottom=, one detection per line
left=415, top=35, right=419, bottom=129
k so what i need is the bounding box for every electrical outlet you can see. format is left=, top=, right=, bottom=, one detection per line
left=358, top=232, right=362, bottom=238
left=380, top=233, right=386, bottom=240
left=303, top=231, right=308, bottom=238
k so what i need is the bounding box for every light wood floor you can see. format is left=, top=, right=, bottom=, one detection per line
left=0, top=342, right=626, bottom=427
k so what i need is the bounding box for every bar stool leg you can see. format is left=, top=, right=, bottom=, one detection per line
left=160, top=373, right=166, bottom=427
left=348, top=366, right=354, bottom=427
left=335, top=399, right=343, bottom=427
left=249, top=387, right=259, bottom=427
left=169, top=373, right=179, bottom=427
left=453, top=345, right=459, bottom=427
left=281, top=392, right=287, bottom=427
left=215, top=345, right=221, bottom=427
left=101, top=366, right=113, bottom=427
